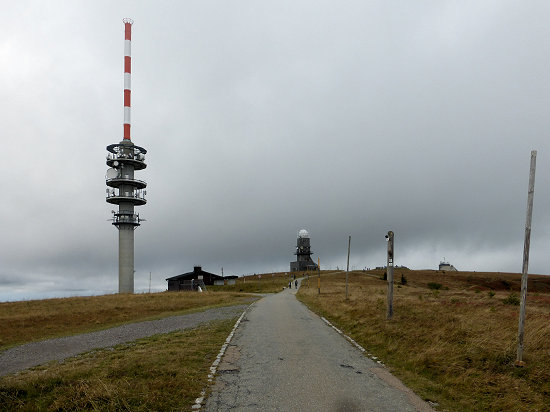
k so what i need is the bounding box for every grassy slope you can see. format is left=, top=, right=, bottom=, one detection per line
left=0, top=319, right=235, bottom=411
left=0, top=271, right=293, bottom=350
left=0, top=290, right=255, bottom=350
left=0, top=285, right=268, bottom=410
left=297, top=270, right=550, bottom=411
left=209, top=271, right=293, bottom=294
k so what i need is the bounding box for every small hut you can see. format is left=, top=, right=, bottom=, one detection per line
left=166, top=266, right=224, bottom=291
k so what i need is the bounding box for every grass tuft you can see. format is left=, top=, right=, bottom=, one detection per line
left=427, top=282, right=443, bottom=290
left=502, top=293, right=520, bottom=306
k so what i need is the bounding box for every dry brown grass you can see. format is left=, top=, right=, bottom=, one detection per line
left=0, top=291, right=253, bottom=350
left=298, top=270, right=550, bottom=411
left=0, top=319, right=235, bottom=411
left=210, top=271, right=293, bottom=293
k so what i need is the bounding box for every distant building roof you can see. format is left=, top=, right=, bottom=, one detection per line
left=439, top=261, right=457, bottom=271
left=165, top=265, right=223, bottom=281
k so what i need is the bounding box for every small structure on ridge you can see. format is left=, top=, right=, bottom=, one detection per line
left=166, top=266, right=224, bottom=291
left=439, top=260, right=457, bottom=271
left=290, top=229, right=318, bottom=272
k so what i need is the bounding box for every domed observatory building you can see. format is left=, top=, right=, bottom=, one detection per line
left=290, top=229, right=319, bottom=272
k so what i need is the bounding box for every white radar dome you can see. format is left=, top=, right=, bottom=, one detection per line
left=298, top=229, right=310, bottom=238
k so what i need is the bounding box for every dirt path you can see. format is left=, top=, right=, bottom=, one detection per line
left=205, top=281, right=434, bottom=411
left=0, top=304, right=248, bottom=377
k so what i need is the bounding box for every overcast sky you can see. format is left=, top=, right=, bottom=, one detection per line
left=1, top=1, right=550, bottom=301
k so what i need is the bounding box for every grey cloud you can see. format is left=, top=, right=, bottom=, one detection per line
left=1, top=1, right=550, bottom=301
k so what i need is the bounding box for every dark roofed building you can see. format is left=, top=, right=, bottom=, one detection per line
left=166, top=266, right=224, bottom=291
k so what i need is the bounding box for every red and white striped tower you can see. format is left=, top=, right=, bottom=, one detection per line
left=123, top=18, right=133, bottom=140
left=106, top=18, right=147, bottom=294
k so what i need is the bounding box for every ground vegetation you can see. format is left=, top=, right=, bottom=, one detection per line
left=297, top=269, right=550, bottom=411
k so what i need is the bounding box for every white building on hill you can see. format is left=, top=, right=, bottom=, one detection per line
left=439, top=260, right=457, bottom=271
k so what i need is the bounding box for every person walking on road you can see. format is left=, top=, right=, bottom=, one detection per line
left=294, top=279, right=298, bottom=289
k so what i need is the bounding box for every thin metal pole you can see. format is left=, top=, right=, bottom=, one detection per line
left=346, top=235, right=351, bottom=300
left=516, top=150, right=537, bottom=366
left=386, top=231, right=394, bottom=319
left=148, top=272, right=151, bottom=293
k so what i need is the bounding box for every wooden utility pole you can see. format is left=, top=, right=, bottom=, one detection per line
left=516, top=150, right=537, bottom=366
left=386, top=231, right=394, bottom=319
left=318, top=257, right=321, bottom=295
left=346, top=235, right=351, bottom=300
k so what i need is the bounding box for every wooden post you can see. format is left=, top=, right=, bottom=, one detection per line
left=386, top=231, right=394, bottom=319
left=318, top=257, right=321, bottom=294
left=516, top=150, right=537, bottom=366
left=346, top=235, right=351, bottom=300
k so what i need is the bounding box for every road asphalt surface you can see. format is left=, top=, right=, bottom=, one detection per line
left=205, top=279, right=434, bottom=412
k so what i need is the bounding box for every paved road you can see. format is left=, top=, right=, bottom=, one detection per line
left=0, top=305, right=248, bottom=377
left=205, top=281, right=433, bottom=412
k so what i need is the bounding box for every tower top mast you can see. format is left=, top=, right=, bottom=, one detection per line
left=123, top=18, right=133, bottom=141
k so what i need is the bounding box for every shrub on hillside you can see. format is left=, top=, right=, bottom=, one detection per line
left=427, top=282, right=443, bottom=290
left=502, top=293, right=520, bottom=305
